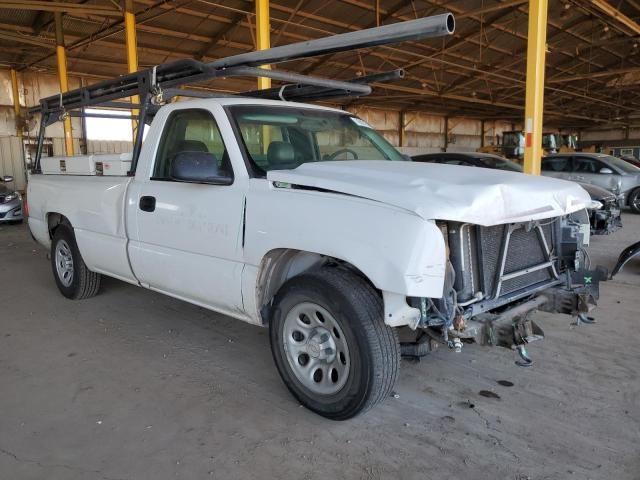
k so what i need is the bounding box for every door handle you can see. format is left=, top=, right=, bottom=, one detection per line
left=139, top=196, right=156, bottom=212
left=574, top=175, right=585, bottom=181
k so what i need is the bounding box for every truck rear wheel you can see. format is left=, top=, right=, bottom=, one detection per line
left=269, top=267, right=399, bottom=420
left=51, top=225, right=101, bottom=299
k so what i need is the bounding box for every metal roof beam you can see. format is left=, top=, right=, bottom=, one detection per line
left=589, top=0, right=640, bottom=36
left=547, top=65, right=640, bottom=83
left=1, top=1, right=122, bottom=17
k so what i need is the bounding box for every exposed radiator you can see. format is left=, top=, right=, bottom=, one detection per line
left=449, top=219, right=559, bottom=304
left=478, top=221, right=556, bottom=297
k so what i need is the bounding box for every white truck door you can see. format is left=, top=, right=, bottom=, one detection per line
left=127, top=107, right=245, bottom=315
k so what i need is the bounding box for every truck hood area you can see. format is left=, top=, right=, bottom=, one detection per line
left=267, top=160, right=591, bottom=226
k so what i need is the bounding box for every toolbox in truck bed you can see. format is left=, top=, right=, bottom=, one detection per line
left=41, top=153, right=132, bottom=176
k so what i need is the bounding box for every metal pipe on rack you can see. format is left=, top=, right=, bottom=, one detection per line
left=210, top=13, right=454, bottom=70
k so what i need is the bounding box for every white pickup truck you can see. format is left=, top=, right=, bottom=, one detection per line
left=27, top=96, right=604, bottom=419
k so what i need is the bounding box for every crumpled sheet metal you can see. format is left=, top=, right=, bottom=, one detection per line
left=268, top=160, right=590, bottom=226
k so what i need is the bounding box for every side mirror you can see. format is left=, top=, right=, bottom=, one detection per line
left=2, top=175, right=13, bottom=183
left=170, top=151, right=233, bottom=185
left=599, top=167, right=613, bottom=174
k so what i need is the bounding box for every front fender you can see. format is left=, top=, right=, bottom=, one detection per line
left=611, top=240, right=640, bottom=278
left=245, top=183, right=447, bottom=298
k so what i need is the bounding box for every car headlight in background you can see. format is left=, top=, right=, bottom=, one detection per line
left=589, top=200, right=603, bottom=210
left=4, top=192, right=21, bottom=202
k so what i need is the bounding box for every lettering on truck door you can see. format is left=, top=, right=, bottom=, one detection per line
left=126, top=107, right=245, bottom=315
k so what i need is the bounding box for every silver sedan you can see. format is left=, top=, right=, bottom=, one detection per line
left=542, top=153, right=640, bottom=213
left=0, top=175, right=23, bottom=224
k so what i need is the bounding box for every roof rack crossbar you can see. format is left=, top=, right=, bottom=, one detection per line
left=223, top=66, right=371, bottom=96
left=242, top=69, right=404, bottom=102
left=162, top=88, right=234, bottom=100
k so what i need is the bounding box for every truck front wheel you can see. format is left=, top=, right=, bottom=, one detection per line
left=51, top=225, right=101, bottom=299
left=269, top=267, right=399, bottom=420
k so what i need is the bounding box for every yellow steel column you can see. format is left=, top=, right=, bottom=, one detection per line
left=55, top=11, right=74, bottom=155
left=124, top=0, right=139, bottom=140
left=256, top=0, right=271, bottom=90
left=10, top=69, right=21, bottom=137
left=522, top=0, right=548, bottom=175
left=256, top=0, right=271, bottom=152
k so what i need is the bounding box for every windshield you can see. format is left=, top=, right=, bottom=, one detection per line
left=503, top=132, right=523, bottom=147
left=229, top=105, right=404, bottom=175
left=476, top=155, right=523, bottom=172
left=560, top=134, right=577, bottom=149
left=602, top=154, right=640, bottom=174
left=542, top=134, right=557, bottom=149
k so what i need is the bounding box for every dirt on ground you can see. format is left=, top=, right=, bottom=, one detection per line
left=0, top=214, right=639, bottom=480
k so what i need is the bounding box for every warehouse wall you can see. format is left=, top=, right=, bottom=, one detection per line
left=348, top=106, right=515, bottom=156
left=0, top=70, right=83, bottom=139
left=0, top=69, right=136, bottom=188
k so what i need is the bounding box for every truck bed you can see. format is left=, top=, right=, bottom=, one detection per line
left=28, top=174, right=137, bottom=284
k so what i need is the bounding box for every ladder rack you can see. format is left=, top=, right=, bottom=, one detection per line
left=30, top=12, right=454, bottom=175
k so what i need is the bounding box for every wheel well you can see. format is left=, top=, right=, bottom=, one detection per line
left=47, top=212, right=71, bottom=238
left=255, top=249, right=376, bottom=324
left=627, top=187, right=640, bottom=206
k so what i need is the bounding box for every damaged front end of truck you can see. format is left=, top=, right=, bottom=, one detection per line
left=404, top=210, right=606, bottom=365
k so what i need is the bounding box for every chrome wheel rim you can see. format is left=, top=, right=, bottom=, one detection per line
left=282, top=302, right=351, bottom=395
left=634, top=196, right=640, bottom=210
left=55, top=239, right=74, bottom=287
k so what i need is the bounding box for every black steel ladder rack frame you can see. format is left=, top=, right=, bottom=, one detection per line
left=29, top=12, right=454, bottom=176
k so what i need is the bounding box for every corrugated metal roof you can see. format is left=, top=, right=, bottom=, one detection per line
left=0, top=0, right=637, bottom=125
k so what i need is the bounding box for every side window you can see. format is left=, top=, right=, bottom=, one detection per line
left=443, top=159, right=466, bottom=166
left=574, top=157, right=607, bottom=174
left=153, top=109, right=230, bottom=180
left=541, top=156, right=571, bottom=172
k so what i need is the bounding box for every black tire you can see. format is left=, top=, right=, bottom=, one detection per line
left=51, top=224, right=101, bottom=299
left=629, top=188, right=640, bottom=214
left=269, top=267, right=400, bottom=420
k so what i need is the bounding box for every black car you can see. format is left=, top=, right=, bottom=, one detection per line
left=412, top=152, right=622, bottom=235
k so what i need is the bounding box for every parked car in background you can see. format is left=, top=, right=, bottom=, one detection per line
left=413, top=151, right=522, bottom=171
left=0, top=175, right=23, bottom=224
left=541, top=153, right=640, bottom=213
left=619, top=155, right=640, bottom=169
left=412, top=152, right=622, bottom=235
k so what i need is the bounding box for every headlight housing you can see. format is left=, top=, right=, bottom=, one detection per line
left=588, top=200, right=603, bottom=210
left=4, top=191, right=20, bottom=202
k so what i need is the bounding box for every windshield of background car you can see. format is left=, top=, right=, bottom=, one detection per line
left=476, top=155, right=523, bottom=172
left=228, top=105, right=404, bottom=175
left=502, top=132, right=523, bottom=147
left=601, top=155, right=640, bottom=174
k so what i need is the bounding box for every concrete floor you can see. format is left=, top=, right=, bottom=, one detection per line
left=1, top=215, right=639, bottom=480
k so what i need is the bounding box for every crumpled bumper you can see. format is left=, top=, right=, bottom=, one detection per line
left=0, top=198, right=23, bottom=222
left=589, top=200, right=622, bottom=235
